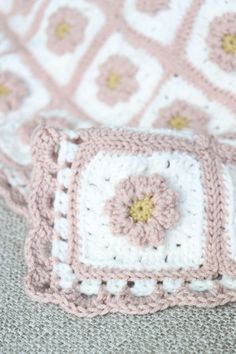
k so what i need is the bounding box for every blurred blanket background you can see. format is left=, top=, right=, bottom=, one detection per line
left=0, top=0, right=236, bottom=214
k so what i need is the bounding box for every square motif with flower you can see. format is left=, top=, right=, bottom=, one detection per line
left=25, top=127, right=236, bottom=317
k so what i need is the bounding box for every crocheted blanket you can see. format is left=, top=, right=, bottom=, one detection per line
left=25, top=126, right=236, bottom=317
left=0, top=0, right=236, bottom=215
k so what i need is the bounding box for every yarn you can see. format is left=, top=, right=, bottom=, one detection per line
left=25, top=126, right=236, bottom=317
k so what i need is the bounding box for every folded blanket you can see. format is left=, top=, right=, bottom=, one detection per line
left=25, top=126, right=236, bottom=317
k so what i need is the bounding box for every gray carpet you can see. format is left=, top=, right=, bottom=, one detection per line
left=1, top=199, right=236, bottom=354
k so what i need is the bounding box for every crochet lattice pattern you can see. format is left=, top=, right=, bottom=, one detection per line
left=25, top=127, right=236, bottom=317
left=0, top=1, right=236, bottom=214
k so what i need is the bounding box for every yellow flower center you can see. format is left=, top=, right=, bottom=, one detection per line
left=0, top=85, right=11, bottom=96
left=129, top=196, right=155, bottom=223
left=222, top=34, right=236, bottom=54
left=106, top=72, right=122, bottom=89
left=169, top=115, right=189, bottom=130
left=55, top=22, right=71, bottom=39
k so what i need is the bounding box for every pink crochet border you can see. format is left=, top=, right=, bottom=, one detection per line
left=25, top=127, right=236, bottom=317
left=69, top=131, right=218, bottom=280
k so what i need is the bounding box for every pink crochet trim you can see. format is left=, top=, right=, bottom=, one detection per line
left=105, top=174, right=179, bottom=247
left=24, top=127, right=236, bottom=317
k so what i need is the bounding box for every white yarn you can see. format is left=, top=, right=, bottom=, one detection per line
left=189, top=280, right=213, bottom=292
left=54, top=217, right=68, bottom=240
left=58, top=141, right=78, bottom=165
left=75, top=32, right=163, bottom=126
left=163, top=279, right=182, bottom=293
left=123, top=0, right=192, bottom=45
left=220, top=276, right=236, bottom=290
left=79, top=279, right=101, bottom=296
left=130, top=280, right=156, bottom=297
left=28, top=0, right=105, bottom=86
left=52, top=239, right=68, bottom=262
left=106, top=280, right=126, bottom=295
left=57, top=168, right=72, bottom=189
left=53, top=262, right=76, bottom=289
left=54, top=191, right=69, bottom=215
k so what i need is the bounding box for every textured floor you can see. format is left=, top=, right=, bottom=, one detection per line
left=1, top=199, right=236, bottom=354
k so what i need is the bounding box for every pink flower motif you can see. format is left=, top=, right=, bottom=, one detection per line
left=105, top=174, right=179, bottom=248
left=17, top=116, right=70, bottom=144
left=96, top=55, right=138, bottom=106
left=136, top=0, right=169, bottom=15
left=47, top=7, right=87, bottom=54
left=154, top=100, right=209, bottom=133
left=0, top=71, right=28, bottom=112
left=207, top=13, right=236, bottom=71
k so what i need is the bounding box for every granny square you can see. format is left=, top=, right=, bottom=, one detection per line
left=25, top=127, right=236, bottom=317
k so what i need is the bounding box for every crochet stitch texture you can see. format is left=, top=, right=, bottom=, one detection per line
left=0, top=0, right=236, bottom=215
left=25, top=126, right=236, bottom=317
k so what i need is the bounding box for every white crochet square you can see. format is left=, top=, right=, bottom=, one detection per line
left=0, top=31, right=12, bottom=54
left=77, top=150, right=206, bottom=271
left=139, top=76, right=236, bottom=135
left=53, top=262, right=76, bottom=289
left=28, top=0, right=105, bottom=85
left=75, top=32, right=163, bottom=126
